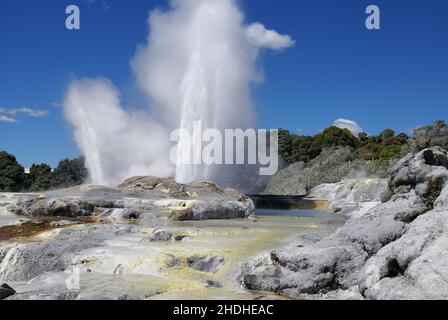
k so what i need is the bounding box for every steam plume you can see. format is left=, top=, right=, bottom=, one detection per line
left=63, top=0, right=294, bottom=186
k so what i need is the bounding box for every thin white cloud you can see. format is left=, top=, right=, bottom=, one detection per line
left=0, top=107, right=49, bottom=123
left=0, top=115, right=17, bottom=123
left=333, top=118, right=364, bottom=136
left=245, top=22, right=295, bottom=51
left=0, top=107, right=49, bottom=117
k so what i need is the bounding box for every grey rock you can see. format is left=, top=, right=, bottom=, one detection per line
left=358, top=209, right=448, bottom=300
left=5, top=289, right=79, bottom=301
left=146, top=230, right=173, bottom=242
left=0, top=224, right=112, bottom=282
left=205, top=280, right=223, bottom=288
left=170, top=200, right=251, bottom=221
left=307, top=179, right=387, bottom=214
left=242, top=148, right=448, bottom=299
left=388, top=147, right=448, bottom=207
left=380, top=190, right=393, bottom=203
left=187, top=255, right=225, bottom=273
left=10, top=198, right=94, bottom=217
left=8, top=177, right=254, bottom=221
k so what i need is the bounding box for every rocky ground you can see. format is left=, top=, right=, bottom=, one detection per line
left=0, top=176, right=343, bottom=300
left=7, top=177, right=255, bottom=221
left=0, top=212, right=338, bottom=300
left=241, top=147, right=448, bottom=300
left=306, top=178, right=387, bottom=215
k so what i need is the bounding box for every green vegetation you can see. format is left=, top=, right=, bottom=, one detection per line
left=27, top=163, right=52, bottom=191
left=279, top=126, right=359, bottom=164
left=0, top=151, right=26, bottom=192
left=0, top=151, right=87, bottom=192
left=278, top=125, right=412, bottom=165
left=51, top=157, right=88, bottom=189
left=271, top=120, right=448, bottom=194
left=265, top=146, right=396, bottom=195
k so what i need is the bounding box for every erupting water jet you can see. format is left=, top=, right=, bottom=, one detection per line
left=63, top=0, right=294, bottom=188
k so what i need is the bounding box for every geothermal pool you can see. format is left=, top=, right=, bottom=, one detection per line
left=0, top=195, right=344, bottom=300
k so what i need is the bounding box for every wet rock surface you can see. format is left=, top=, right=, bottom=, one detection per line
left=242, top=148, right=448, bottom=299
left=0, top=212, right=337, bottom=300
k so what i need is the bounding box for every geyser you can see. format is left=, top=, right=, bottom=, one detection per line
left=63, top=0, right=294, bottom=187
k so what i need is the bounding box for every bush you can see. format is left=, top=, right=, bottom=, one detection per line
left=379, top=144, right=402, bottom=160
left=264, top=146, right=397, bottom=195
left=28, top=163, right=52, bottom=191
left=51, top=157, right=88, bottom=188
left=290, top=136, right=321, bottom=163
left=277, top=126, right=358, bottom=165
left=313, top=126, right=358, bottom=150
left=278, top=129, right=293, bottom=162
left=0, top=151, right=26, bottom=192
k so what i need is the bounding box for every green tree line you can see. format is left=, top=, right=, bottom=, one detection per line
left=0, top=151, right=87, bottom=192
left=278, top=120, right=448, bottom=166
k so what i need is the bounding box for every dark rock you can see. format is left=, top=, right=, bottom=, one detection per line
left=164, top=254, right=180, bottom=268
left=205, top=280, right=223, bottom=288
left=145, top=231, right=173, bottom=242
left=380, top=190, right=393, bottom=203
left=0, top=284, right=16, bottom=300
left=243, top=272, right=280, bottom=293
left=174, top=235, right=189, bottom=241
left=187, top=255, right=225, bottom=273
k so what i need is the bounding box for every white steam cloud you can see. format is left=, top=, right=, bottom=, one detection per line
left=63, top=78, right=173, bottom=185
left=63, top=0, right=294, bottom=186
left=333, top=118, right=364, bottom=136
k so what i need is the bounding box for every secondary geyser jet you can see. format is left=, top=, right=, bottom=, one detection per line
left=63, top=0, right=294, bottom=186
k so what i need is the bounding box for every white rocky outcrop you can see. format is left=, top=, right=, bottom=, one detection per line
left=7, top=177, right=254, bottom=221
left=242, top=148, right=448, bottom=300
left=307, top=179, right=387, bottom=215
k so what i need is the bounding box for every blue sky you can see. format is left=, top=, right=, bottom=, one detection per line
left=0, top=0, right=447, bottom=167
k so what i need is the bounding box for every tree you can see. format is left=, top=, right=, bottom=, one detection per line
left=277, top=129, right=294, bottom=163
left=0, top=151, right=25, bottom=192
left=379, top=144, right=402, bottom=160
left=290, top=136, right=322, bottom=163
left=358, top=132, right=369, bottom=143
left=51, top=156, right=88, bottom=188
left=28, top=163, right=52, bottom=191
left=380, top=129, right=395, bottom=141
left=313, top=126, right=358, bottom=150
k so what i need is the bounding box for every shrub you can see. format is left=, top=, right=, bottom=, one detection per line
left=51, top=157, right=88, bottom=188
left=28, top=163, right=52, bottom=191
left=0, top=151, right=26, bottom=192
